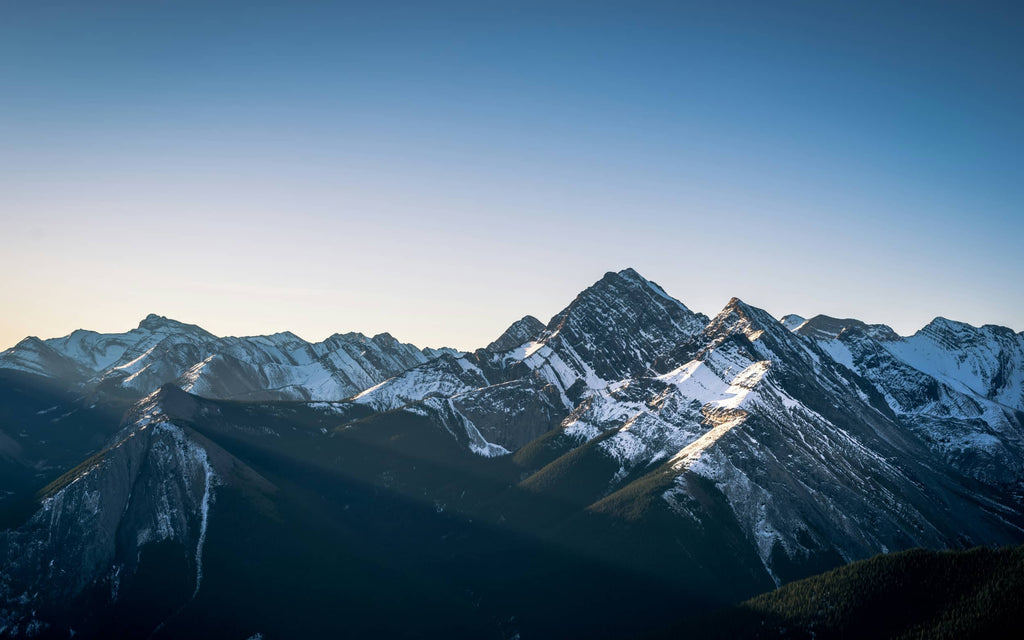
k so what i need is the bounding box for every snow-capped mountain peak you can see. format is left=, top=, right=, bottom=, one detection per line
left=136, top=313, right=211, bottom=335
left=536, top=268, right=709, bottom=382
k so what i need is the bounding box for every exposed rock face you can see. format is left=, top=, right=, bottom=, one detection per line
left=534, top=268, right=709, bottom=383
left=0, top=386, right=242, bottom=635
left=354, top=269, right=710, bottom=449
left=485, top=315, right=545, bottom=353
left=451, top=376, right=567, bottom=451
left=353, top=353, right=491, bottom=412
left=794, top=314, right=901, bottom=342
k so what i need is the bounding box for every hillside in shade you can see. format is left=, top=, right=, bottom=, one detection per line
left=674, top=544, right=1024, bottom=640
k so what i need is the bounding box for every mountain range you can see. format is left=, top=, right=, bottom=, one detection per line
left=1, top=268, right=1022, bottom=638
left=1, top=314, right=457, bottom=402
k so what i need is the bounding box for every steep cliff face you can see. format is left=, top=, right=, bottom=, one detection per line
left=0, top=387, right=266, bottom=636
left=533, top=268, right=709, bottom=385
left=484, top=315, right=545, bottom=353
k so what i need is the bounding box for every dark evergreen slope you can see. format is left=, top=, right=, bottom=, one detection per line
left=675, top=544, right=1024, bottom=640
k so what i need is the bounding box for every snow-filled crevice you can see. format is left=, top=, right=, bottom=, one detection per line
left=151, top=422, right=217, bottom=598
left=191, top=443, right=214, bottom=598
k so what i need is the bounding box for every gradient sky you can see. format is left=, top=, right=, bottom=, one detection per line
left=2, top=1, right=1022, bottom=351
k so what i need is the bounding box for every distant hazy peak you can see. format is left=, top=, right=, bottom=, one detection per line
left=137, top=313, right=211, bottom=336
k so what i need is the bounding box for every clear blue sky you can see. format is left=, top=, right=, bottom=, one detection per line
left=2, top=1, right=1022, bottom=350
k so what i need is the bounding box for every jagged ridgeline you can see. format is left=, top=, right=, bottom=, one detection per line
left=1, top=268, right=1023, bottom=639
